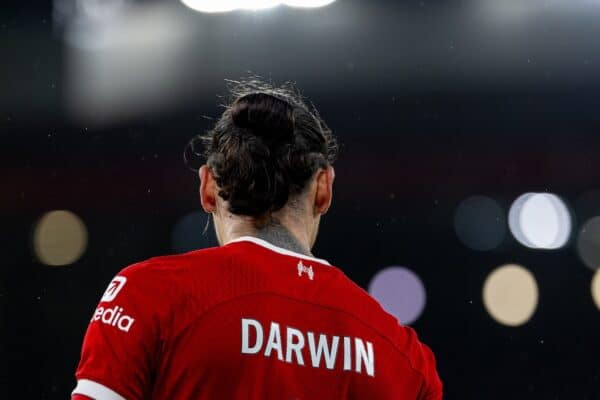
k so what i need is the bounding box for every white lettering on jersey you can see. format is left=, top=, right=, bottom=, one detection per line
left=241, top=318, right=263, bottom=354
left=91, top=305, right=135, bottom=332
left=240, top=318, right=375, bottom=377
left=307, top=332, right=339, bottom=370
left=285, top=326, right=305, bottom=365
left=101, top=276, right=127, bottom=302
left=354, top=337, right=375, bottom=377
left=343, top=336, right=352, bottom=371
left=264, top=322, right=284, bottom=361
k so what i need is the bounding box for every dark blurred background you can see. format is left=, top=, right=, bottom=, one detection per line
left=3, top=0, right=600, bottom=398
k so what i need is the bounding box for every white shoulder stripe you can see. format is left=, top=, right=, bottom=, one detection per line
left=227, top=235, right=331, bottom=265
left=72, top=379, right=127, bottom=400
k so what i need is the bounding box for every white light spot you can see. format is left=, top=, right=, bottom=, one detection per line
left=33, top=210, right=88, bottom=266
left=483, top=264, right=538, bottom=327
left=180, top=0, right=241, bottom=13
left=282, top=0, right=336, bottom=8
left=508, top=192, right=571, bottom=249
left=239, top=0, right=281, bottom=10
left=180, top=0, right=335, bottom=13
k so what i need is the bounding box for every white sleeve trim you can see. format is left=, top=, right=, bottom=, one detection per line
left=72, top=379, right=127, bottom=400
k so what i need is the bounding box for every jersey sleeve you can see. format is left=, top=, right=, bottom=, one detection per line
left=418, top=342, right=443, bottom=400
left=396, top=325, right=443, bottom=400
left=72, top=260, right=172, bottom=400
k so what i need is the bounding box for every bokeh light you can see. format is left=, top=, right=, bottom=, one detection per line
left=238, top=0, right=281, bottom=10
left=576, top=216, right=600, bottom=271
left=368, top=266, right=426, bottom=325
left=508, top=192, right=572, bottom=249
left=283, top=0, right=336, bottom=8
left=171, top=211, right=217, bottom=253
left=180, top=0, right=245, bottom=13
left=483, top=264, right=539, bottom=327
left=33, top=210, right=88, bottom=266
left=454, top=195, right=506, bottom=251
left=592, top=269, right=600, bottom=311
left=180, top=0, right=335, bottom=13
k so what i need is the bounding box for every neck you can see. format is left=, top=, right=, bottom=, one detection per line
left=255, top=218, right=313, bottom=256
left=218, top=213, right=313, bottom=257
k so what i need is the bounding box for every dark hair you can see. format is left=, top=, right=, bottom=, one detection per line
left=185, top=78, right=338, bottom=217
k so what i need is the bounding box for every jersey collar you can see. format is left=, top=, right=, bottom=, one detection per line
left=227, top=235, right=331, bottom=266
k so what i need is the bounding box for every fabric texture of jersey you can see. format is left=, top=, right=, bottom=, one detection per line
left=73, top=236, right=442, bottom=400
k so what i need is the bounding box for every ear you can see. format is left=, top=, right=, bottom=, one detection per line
left=314, top=166, right=335, bottom=215
left=199, top=165, right=217, bottom=213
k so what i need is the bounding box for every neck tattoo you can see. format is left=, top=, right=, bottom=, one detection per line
left=255, top=218, right=313, bottom=257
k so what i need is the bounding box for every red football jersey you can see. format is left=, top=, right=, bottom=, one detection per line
left=73, top=236, right=442, bottom=399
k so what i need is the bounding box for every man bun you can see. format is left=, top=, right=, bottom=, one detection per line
left=230, top=92, right=295, bottom=146
left=186, top=78, right=338, bottom=217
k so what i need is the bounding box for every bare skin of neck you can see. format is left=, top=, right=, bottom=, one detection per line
left=215, top=207, right=317, bottom=257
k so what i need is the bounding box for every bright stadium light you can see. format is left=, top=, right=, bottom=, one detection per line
left=180, top=0, right=243, bottom=13
left=508, top=192, right=572, bottom=249
left=283, top=0, right=336, bottom=8
left=238, top=0, right=281, bottom=10
left=180, top=0, right=336, bottom=13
